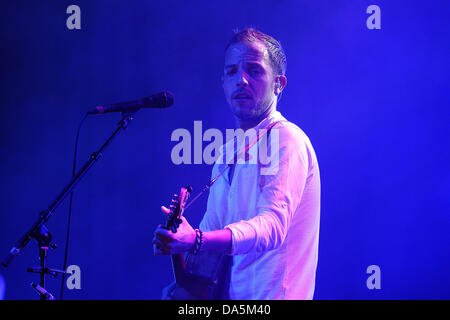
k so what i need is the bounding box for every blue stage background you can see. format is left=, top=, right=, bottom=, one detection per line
left=0, top=0, right=449, bottom=299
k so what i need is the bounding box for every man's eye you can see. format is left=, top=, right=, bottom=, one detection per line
left=250, top=69, right=261, bottom=75
left=226, top=69, right=236, bottom=75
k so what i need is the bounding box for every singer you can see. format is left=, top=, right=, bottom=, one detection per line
left=153, top=28, right=321, bottom=300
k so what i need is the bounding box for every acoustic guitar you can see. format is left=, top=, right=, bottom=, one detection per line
left=163, top=186, right=232, bottom=300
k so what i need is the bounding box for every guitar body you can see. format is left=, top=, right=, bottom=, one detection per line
left=169, top=251, right=232, bottom=300
left=162, top=187, right=232, bottom=300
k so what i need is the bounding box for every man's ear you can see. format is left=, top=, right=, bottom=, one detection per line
left=274, top=75, right=287, bottom=95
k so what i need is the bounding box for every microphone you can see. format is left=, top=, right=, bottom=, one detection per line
left=88, top=91, right=174, bottom=115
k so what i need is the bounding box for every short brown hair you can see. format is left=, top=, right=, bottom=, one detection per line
left=225, top=27, right=287, bottom=76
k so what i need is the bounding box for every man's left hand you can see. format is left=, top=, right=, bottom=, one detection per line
left=153, top=206, right=197, bottom=255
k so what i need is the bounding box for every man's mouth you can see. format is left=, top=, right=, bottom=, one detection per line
left=233, top=92, right=252, bottom=100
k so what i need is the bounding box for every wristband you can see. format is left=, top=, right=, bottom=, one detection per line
left=192, top=229, right=203, bottom=255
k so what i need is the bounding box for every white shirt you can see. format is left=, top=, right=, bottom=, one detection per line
left=199, top=110, right=321, bottom=300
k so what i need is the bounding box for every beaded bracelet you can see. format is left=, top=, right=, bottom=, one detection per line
left=192, top=229, right=203, bottom=255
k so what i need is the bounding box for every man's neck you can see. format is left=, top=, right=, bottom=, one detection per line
left=236, top=104, right=276, bottom=131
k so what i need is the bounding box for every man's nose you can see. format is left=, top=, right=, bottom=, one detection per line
left=236, top=70, right=249, bottom=87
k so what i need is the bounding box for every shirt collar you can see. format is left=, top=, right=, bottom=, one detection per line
left=215, top=110, right=287, bottom=167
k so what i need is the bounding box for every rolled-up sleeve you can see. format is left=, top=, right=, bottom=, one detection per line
left=225, top=126, right=310, bottom=255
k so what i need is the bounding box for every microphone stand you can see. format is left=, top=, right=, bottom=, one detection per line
left=1, top=112, right=135, bottom=299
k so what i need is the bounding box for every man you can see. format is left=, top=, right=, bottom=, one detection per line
left=153, top=28, right=320, bottom=300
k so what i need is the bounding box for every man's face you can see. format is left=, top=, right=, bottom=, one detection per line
left=222, top=41, right=277, bottom=122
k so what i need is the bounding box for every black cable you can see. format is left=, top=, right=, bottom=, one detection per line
left=59, top=112, right=88, bottom=300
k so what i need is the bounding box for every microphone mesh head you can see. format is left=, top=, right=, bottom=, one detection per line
left=143, top=91, right=174, bottom=108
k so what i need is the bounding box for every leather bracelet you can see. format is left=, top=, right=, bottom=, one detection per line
left=193, top=229, right=203, bottom=255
